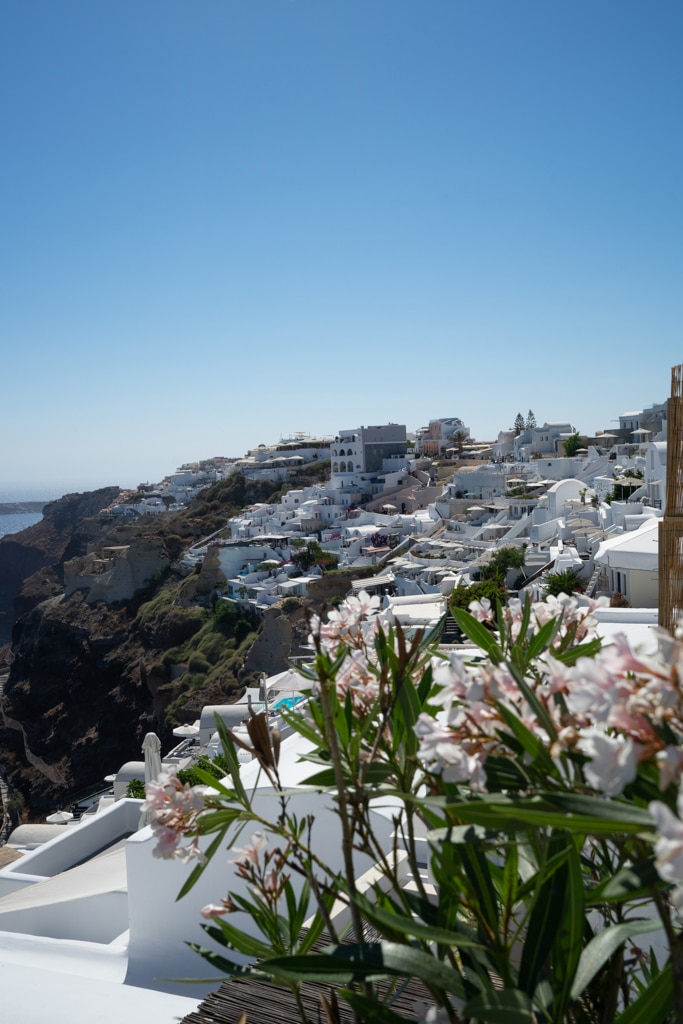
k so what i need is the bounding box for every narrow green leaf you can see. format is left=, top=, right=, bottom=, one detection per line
left=259, top=942, right=466, bottom=997
left=298, top=767, right=338, bottom=787
left=202, top=919, right=272, bottom=960
left=496, top=702, right=559, bottom=777
left=187, top=942, right=267, bottom=979
left=502, top=838, right=519, bottom=917
left=280, top=706, right=326, bottom=746
left=524, top=614, right=561, bottom=663
left=213, top=714, right=248, bottom=805
left=614, top=960, right=673, bottom=1023
left=176, top=828, right=227, bottom=901
left=518, top=834, right=568, bottom=995
left=350, top=889, right=485, bottom=949
left=587, top=857, right=661, bottom=905
left=451, top=606, right=503, bottom=661
left=460, top=843, right=499, bottom=928
left=298, top=895, right=335, bottom=954
left=553, top=637, right=602, bottom=666
left=343, top=991, right=413, bottom=1024
left=507, top=661, right=558, bottom=741
left=571, top=919, right=662, bottom=1001
left=427, top=792, right=653, bottom=835
left=464, top=988, right=534, bottom=1023
left=551, top=837, right=584, bottom=1022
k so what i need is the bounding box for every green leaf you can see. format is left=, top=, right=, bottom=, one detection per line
left=213, top=714, right=248, bottom=805
left=614, top=960, right=673, bottom=1023
left=464, top=988, right=535, bottom=1023
left=298, top=767, right=338, bottom=787
left=523, top=612, right=560, bottom=663
left=187, top=942, right=265, bottom=978
left=202, top=919, right=273, bottom=960
left=507, top=661, right=558, bottom=741
left=460, top=842, right=499, bottom=928
left=350, top=889, right=485, bottom=949
left=518, top=834, right=568, bottom=996
left=297, top=893, right=335, bottom=954
left=496, top=702, right=559, bottom=778
left=343, top=990, right=416, bottom=1024
left=175, top=828, right=227, bottom=901
left=395, top=672, right=421, bottom=756
left=451, top=606, right=503, bottom=662
left=258, top=942, right=466, bottom=997
left=278, top=706, right=325, bottom=746
left=501, top=835, right=519, bottom=915
left=571, top=919, right=662, bottom=1001
left=427, top=792, right=653, bottom=835
left=587, top=857, right=661, bottom=905
left=550, top=837, right=584, bottom=1022
left=553, top=637, right=602, bottom=666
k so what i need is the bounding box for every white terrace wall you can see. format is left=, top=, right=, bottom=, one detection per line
left=124, top=788, right=394, bottom=994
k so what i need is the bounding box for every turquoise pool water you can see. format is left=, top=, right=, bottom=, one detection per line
left=271, top=695, right=304, bottom=711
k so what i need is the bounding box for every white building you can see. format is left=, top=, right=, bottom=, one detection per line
left=414, top=417, right=470, bottom=457
left=330, top=423, right=409, bottom=499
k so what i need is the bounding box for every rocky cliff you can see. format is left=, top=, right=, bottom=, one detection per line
left=0, top=476, right=351, bottom=823
left=0, top=487, right=120, bottom=645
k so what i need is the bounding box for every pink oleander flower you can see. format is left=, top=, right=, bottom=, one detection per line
left=415, top=713, right=489, bottom=791
left=650, top=789, right=683, bottom=892
left=308, top=590, right=384, bottom=655
left=232, top=831, right=268, bottom=867
left=143, top=768, right=206, bottom=861
left=200, top=896, right=237, bottom=919
left=577, top=727, right=640, bottom=797
left=656, top=747, right=683, bottom=791
left=469, top=597, right=493, bottom=623
left=334, top=648, right=380, bottom=717
left=200, top=903, right=228, bottom=919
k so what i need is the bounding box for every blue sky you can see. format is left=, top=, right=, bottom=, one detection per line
left=1, top=1, right=681, bottom=494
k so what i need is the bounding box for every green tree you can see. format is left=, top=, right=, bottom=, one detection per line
left=543, top=568, right=584, bottom=597
left=291, top=541, right=338, bottom=573
left=479, top=545, right=527, bottom=583
left=448, top=430, right=468, bottom=458
left=514, top=412, right=525, bottom=435
left=526, top=409, right=537, bottom=429
left=563, top=432, right=584, bottom=457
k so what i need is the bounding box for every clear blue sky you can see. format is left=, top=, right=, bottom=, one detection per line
left=1, top=1, right=681, bottom=494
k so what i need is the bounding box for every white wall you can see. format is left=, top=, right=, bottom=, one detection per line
left=124, top=788, right=394, bottom=994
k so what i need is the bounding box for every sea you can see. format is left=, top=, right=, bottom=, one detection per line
left=0, top=481, right=100, bottom=541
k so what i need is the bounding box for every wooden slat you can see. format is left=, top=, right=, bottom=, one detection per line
left=660, top=364, right=683, bottom=633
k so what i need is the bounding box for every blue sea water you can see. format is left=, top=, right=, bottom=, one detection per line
left=0, top=512, right=43, bottom=541
left=0, top=482, right=75, bottom=541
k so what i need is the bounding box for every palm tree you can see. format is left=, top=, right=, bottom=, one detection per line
left=448, top=430, right=468, bottom=458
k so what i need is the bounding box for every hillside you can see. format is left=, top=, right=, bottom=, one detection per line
left=0, top=470, right=345, bottom=822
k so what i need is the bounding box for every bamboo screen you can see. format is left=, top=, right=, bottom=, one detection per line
left=659, top=364, right=683, bottom=632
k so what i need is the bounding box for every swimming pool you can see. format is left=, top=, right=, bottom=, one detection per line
left=271, top=695, right=305, bottom=711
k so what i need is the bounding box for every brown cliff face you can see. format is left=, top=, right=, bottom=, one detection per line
left=0, top=480, right=272, bottom=820
left=3, top=593, right=154, bottom=816
left=0, top=487, right=121, bottom=643
left=0, top=474, right=353, bottom=823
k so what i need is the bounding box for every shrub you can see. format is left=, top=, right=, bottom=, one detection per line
left=543, top=568, right=584, bottom=597
left=144, top=592, right=683, bottom=1023
left=187, top=651, right=211, bottom=674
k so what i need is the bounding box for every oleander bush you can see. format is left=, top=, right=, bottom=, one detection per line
left=144, top=590, right=683, bottom=1024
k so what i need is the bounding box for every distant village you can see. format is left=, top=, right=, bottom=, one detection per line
left=0, top=399, right=670, bottom=1017
left=97, top=401, right=666, bottom=627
